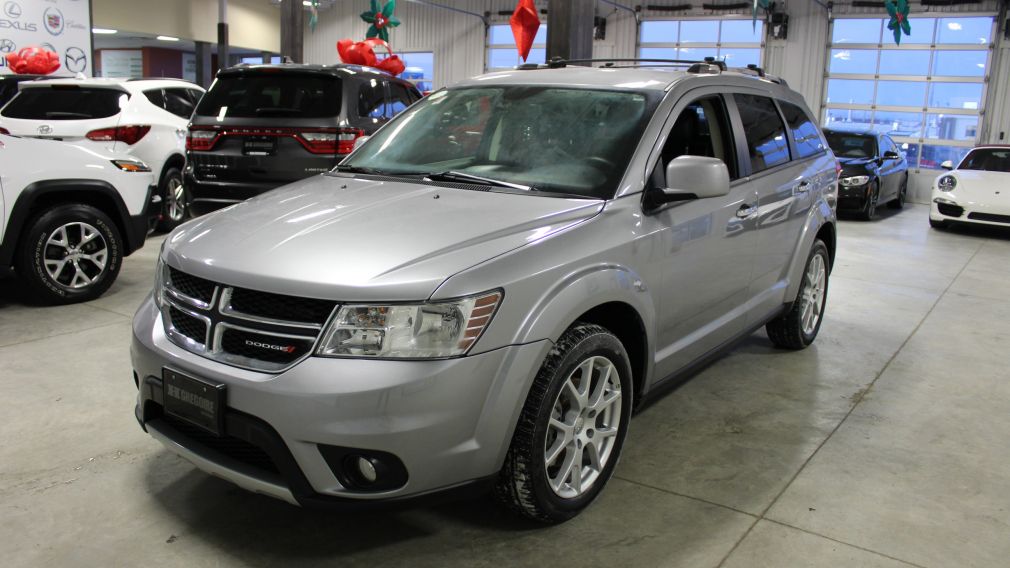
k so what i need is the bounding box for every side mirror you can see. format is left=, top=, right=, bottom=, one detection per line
left=883, top=150, right=900, bottom=161
left=352, top=135, right=371, bottom=152
left=647, top=156, right=730, bottom=209
left=940, top=160, right=954, bottom=170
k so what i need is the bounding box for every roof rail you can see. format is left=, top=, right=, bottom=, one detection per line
left=545, top=56, right=728, bottom=71
left=126, top=77, right=194, bottom=82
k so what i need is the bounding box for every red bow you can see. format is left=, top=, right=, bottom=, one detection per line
left=336, top=38, right=405, bottom=76
left=5, top=47, right=61, bottom=75
left=510, top=0, right=540, bottom=62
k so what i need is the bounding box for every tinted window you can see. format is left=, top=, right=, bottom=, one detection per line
left=959, top=148, right=1010, bottom=172
left=358, top=80, right=387, bottom=119
left=824, top=131, right=876, bottom=159
left=734, top=94, right=790, bottom=173
left=2, top=87, right=126, bottom=120
left=386, top=83, right=414, bottom=117
left=144, top=89, right=165, bottom=108
left=779, top=101, right=824, bottom=159
left=164, top=88, right=196, bottom=118
left=187, top=89, right=204, bottom=106
left=660, top=96, right=737, bottom=180
left=195, top=74, right=341, bottom=119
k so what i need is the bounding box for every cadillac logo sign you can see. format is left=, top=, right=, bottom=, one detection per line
left=43, top=6, right=64, bottom=35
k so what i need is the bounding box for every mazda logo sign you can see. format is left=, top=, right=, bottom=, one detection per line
left=64, top=46, right=86, bottom=72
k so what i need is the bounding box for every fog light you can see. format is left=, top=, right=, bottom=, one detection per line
left=356, top=456, right=378, bottom=483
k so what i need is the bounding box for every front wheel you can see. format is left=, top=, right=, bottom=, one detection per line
left=766, top=239, right=829, bottom=350
left=156, top=167, right=187, bottom=232
left=495, top=323, right=633, bottom=523
left=16, top=204, right=123, bottom=305
left=858, top=182, right=879, bottom=220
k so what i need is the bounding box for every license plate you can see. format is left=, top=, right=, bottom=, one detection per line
left=243, top=136, right=276, bottom=156
left=162, top=368, right=226, bottom=435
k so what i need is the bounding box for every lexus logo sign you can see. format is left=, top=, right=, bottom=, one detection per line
left=3, top=2, right=20, bottom=19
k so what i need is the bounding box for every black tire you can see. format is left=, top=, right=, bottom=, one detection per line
left=15, top=204, right=123, bottom=305
left=887, top=175, right=908, bottom=209
left=929, top=218, right=948, bottom=229
left=495, top=323, right=633, bottom=523
left=766, top=240, right=830, bottom=350
left=858, top=182, right=879, bottom=220
left=156, top=167, right=187, bottom=232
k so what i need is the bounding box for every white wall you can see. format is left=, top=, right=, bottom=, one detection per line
left=302, top=0, right=1009, bottom=203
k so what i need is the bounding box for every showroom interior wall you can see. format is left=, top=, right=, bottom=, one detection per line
left=303, top=0, right=1009, bottom=203
left=93, top=0, right=281, bottom=52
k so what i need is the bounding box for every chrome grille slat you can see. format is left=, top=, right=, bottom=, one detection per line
left=161, top=267, right=338, bottom=372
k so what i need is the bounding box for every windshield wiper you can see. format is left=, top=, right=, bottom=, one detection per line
left=424, top=171, right=534, bottom=192
left=332, top=164, right=387, bottom=175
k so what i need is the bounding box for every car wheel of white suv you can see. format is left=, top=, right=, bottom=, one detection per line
left=17, top=204, right=123, bottom=305
left=157, top=167, right=187, bottom=232
left=495, top=322, right=633, bottom=523
left=766, top=239, right=830, bottom=350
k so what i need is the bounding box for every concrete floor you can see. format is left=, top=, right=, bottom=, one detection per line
left=1, top=203, right=1009, bottom=567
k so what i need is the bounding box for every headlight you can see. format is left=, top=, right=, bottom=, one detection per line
left=153, top=254, right=168, bottom=308
left=316, top=290, right=502, bottom=359
left=111, top=159, right=151, bottom=172
left=839, top=175, right=870, bottom=187
left=937, top=175, right=957, bottom=192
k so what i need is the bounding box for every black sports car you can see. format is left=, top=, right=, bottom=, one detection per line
left=824, top=128, right=909, bottom=220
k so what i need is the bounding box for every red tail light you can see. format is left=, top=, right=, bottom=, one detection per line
left=298, top=128, right=362, bottom=155
left=187, top=128, right=220, bottom=151
left=86, top=125, right=151, bottom=145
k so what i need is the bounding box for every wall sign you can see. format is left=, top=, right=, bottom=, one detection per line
left=0, top=0, right=93, bottom=76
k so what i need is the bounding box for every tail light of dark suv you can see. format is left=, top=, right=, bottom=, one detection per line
left=86, top=125, right=151, bottom=145
left=186, top=126, right=363, bottom=155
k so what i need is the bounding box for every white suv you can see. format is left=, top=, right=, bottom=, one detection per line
left=0, top=78, right=205, bottom=231
left=0, top=134, right=155, bottom=304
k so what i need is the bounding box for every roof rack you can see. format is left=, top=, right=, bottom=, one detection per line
left=544, top=56, right=728, bottom=72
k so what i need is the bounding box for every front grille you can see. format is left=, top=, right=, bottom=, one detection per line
left=221, top=327, right=314, bottom=364
left=168, top=267, right=215, bottom=304
left=161, top=413, right=280, bottom=475
left=161, top=266, right=337, bottom=372
left=168, top=306, right=207, bottom=344
left=967, top=212, right=1010, bottom=224
left=937, top=203, right=964, bottom=218
left=228, top=287, right=335, bottom=324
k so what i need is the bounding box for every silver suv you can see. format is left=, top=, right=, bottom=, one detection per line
left=132, top=61, right=838, bottom=523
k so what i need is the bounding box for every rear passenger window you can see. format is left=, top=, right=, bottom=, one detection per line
left=659, top=96, right=738, bottom=181
left=358, top=80, right=386, bottom=119
left=734, top=94, right=791, bottom=173
left=779, top=101, right=825, bottom=159
left=144, top=89, right=165, bottom=109
left=164, top=88, right=196, bottom=118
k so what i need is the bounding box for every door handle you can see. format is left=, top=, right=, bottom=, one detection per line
left=795, top=180, right=811, bottom=194
left=736, top=204, right=758, bottom=219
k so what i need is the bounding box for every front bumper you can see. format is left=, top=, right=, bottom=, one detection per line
left=929, top=192, right=1010, bottom=227
left=131, top=295, right=551, bottom=507
left=836, top=183, right=872, bottom=211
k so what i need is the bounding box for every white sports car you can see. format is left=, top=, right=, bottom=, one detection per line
left=930, top=146, right=1010, bottom=229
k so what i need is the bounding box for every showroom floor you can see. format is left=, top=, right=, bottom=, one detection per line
left=1, top=203, right=1008, bottom=567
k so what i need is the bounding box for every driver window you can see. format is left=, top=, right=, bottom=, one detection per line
left=658, top=96, right=737, bottom=185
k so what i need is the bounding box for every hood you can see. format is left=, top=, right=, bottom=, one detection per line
left=837, top=156, right=877, bottom=176
left=940, top=169, right=1010, bottom=203
left=164, top=174, right=603, bottom=301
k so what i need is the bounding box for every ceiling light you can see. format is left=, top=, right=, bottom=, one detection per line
left=157, top=35, right=180, bottom=42
left=92, top=28, right=117, bottom=34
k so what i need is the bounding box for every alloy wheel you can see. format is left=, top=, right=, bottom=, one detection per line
left=43, top=222, right=108, bottom=289
left=800, top=253, right=827, bottom=336
left=166, top=177, right=186, bottom=222
left=544, top=355, right=623, bottom=499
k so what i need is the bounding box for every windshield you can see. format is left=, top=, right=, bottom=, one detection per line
left=341, top=86, right=660, bottom=199
left=195, top=74, right=342, bottom=119
left=959, top=148, right=1010, bottom=173
left=825, top=132, right=876, bottom=159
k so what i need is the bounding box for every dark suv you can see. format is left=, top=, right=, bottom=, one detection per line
left=185, top=64, right=422, bottom=216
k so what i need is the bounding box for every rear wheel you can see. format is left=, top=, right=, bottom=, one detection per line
left=858, top=182, right=879, bottom=220
left=766, top=240, right=829, bottom=350
left=495, top=323, right=633, bottom=523
left=156, top=167, right=187, bottom=232
left=16, top=204, right=123, bottom=305
left=887, top=175, right=908, bottom=209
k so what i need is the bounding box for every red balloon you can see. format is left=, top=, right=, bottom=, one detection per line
left=5, top=46, right=61, bottom=75
left=336, top=38, right=405, bottom=76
